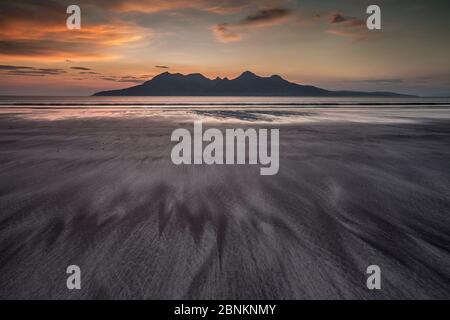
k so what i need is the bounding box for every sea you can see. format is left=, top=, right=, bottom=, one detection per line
left=0, top=96, right=449, bottom=108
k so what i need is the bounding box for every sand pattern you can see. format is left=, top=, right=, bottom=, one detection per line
left=0, top=107, right=449, bottom=299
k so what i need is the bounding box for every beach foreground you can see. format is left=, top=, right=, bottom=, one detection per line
left=0, top=107, right=449, bottom=299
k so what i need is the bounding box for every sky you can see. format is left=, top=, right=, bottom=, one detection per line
left=0, top=0, right=449, bottom=96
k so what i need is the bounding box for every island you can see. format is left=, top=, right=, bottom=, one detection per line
left=93, top=71, right=414, bottom=97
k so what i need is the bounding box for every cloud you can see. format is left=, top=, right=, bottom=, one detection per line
left=0, top=1, right=152, bottom=61
left=71, top=67, right=92, bottom=71
left=155, top=65, right=169, bottom=69
left=330, top=13, right=364, bottom=27
left=0, top=65, right=34, bottom=71
left=241, top=8, right=291, bottom=26
left=92, top=0, right=276, bottom=15
left=0, top=39, right=113, bottom=61
left=213, top=24, right=243, bottom=42
left=70, top=72, right=153, bottom=83
left=96, top=74, right=150, bottom=83
left=0, top=1, right=286, bottom=59
left=213, top=8, right=291, bottom=42
left=63, top=65, right=154, bottom=83
left=364, top=78, right=403, bottom=84
left=0, top=64, right=66, bottom=76
left=327, top=12, right=370, bottom=40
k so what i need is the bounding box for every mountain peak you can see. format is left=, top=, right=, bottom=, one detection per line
left=237, top=70, right=258, bottom=79
left=185, top=73, right=209, bottom=80
left=152, top=71, right=176, bottom=79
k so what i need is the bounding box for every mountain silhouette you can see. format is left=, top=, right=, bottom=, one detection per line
left=93, top=71, right=413, bottom=97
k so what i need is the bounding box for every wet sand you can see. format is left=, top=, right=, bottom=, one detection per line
left=0, top=107, right=449, bottom=299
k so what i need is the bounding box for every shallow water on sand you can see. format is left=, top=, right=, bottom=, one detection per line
left=0, top=95, right=449, bottom=107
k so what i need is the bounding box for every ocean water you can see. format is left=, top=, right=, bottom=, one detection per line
left=1, top=96, right=450, bottom=124
left=0, top=96, right=449, bottom=107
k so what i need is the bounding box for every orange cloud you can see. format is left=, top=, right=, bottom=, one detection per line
left=212, top=24, right=243, bottom=43
left=0, top=2, right=152, bottom=62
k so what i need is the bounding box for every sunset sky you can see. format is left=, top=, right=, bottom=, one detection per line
left=0, top=0, right=449, bottom=96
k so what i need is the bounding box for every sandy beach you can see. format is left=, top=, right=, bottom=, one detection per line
left=0, top=107, right=449, bottom=299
